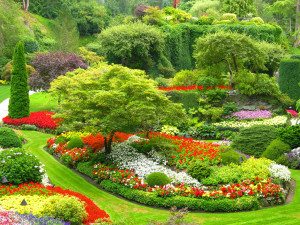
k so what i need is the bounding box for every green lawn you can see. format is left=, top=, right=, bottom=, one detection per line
left=22, top=130, right=300, bottom=225
left=30, top=92, right=58, bottom=112
left=0, top=85, right=10, bottom=103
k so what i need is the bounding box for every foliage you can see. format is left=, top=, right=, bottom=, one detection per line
left=262, top=139, right=291, bottom=162
left=30, top=52, right=87, bottom=90
left=0, top=149, right=43, bottom=184
left=166, top=90, right=200, bottom=110
left=53, top=9, right=79, bottom=52
left=99, top=23, right=172, bottom=76
left=0, top=127, right=22, bottom=148
left=220, top=0, right=256, bottom=17
left=232, top=125, right=278, bottom=157
left=279, top=58, right=300, bottom=100
left=171, top=70, right=201, bottom=86
left=8, top=42, right=30, bottom=118
left=187, top=160, right=211, bottom=181
left=1, top=61, right=35, bottom=82
left=221, top=149, right=241, bottom=165
left=67, top=137, right=84, bottom=150
left=278, top=125, right=300, bottom=149
left=50, top=63, right=186, bottom=153
left=146, top=172, right=172, bottom=187
left=189, top=0, right=221, bottom=17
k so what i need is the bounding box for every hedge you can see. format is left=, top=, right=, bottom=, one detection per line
left=100, top=180, right=260, bottom=212
left=162, top=23, right=284, bottom=71
left=279, top=58, right=300, bottom=100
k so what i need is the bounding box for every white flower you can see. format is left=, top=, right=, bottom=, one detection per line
left=269, top=163, right=291, bottom=182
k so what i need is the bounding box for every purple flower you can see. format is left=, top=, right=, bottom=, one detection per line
left=231, top=110, right=272, bottom=120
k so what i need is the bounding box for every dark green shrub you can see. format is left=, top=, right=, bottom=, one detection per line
left=0, top=149, right=43, bottom=184
left=166, top=90, right=200, bottom=110
left=66, top=137, right=84, bottom=149
left=278, top=125, right=300, bottom=149
left=24, top=39, right=39, bottom=53
left=187, top=160, right=211, bottom=181
left=221, top=149, right=242, bottom=165
left=262, top=139, right=291, bottom=161
left=232, top=125, right=278, bottom=157
left=187, top=124, right=218, bottom=140
left=0, top=127, right=22, bottom=148
left=8, top=42, right=30, bottom=118
left=76, top=162, right=95, bottom=178
left=223, top=102, right=238, bottom=116
left=20, top=124, right=38, bottom=131
left=55, top=136, right=68, bottom=144
left=146, top=172, right=171, bottom=187
left=279, top=58, right=300, bottom=100
left=61, top=154, right=73, bottom=167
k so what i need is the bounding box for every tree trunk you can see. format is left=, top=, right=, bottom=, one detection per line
left=104, top=132, right=115, bottom=154
left=227, top=61, right=234, bottom=88
left=22, top=0, right=29, bottom=11
left=173, top=0, right=180, bottom=8
left=294, top=0, right=300, bottom=47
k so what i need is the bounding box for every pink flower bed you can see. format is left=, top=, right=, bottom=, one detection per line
left=232, top=110, right=272, bottom=120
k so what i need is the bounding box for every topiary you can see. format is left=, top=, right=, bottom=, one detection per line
left=146, top=172, right=171, bottom=187
left=0, top=127, right=22, bottom=148
left=262, top=139, right=291, bottom=161
left=221, top=148, right=242, bottom=165
left=66, top=136, right=84, bottom=149
left=232, top=125, right=278, bottom=157
left=187, top=160, right=211, bottom=181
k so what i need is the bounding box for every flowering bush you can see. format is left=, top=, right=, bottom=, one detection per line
left=213, top=116, right=287, bottom=129
left=231, top=110, right=272, bottom=120
left=2, top=111, right=60, bottom=130
left=285, top=147, right=300, bottom=169
left=269, top=163, right=291, bottom=182
left=0, top=183, right=110, bottom=224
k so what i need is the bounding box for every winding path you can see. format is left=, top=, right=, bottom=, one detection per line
left=21, top=130, right=300, bottom=225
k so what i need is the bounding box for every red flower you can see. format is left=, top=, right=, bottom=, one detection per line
left=286, top=109, right=298, bottom=117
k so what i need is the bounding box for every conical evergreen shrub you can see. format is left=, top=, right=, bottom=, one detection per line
left=8, top=42, right=30, bottom=118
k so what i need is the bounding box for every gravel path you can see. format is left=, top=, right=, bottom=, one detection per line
left=0, top=91, right=35, bottom=121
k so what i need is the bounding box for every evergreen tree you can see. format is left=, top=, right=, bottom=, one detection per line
left=53, top=9, right=79, bottom=52
left=8, top=42, right=30, bottom=118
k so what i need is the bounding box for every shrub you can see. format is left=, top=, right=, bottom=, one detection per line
left=0, top=127, right=22, bottom=148
left=187, top=160, right=211, bottom=181
left=278, top=125, right=300, bottom=149
left=232, top=125, right=278, bottom=157
left=1, top=61, right=35, bottom=81
left=220, top=13, right=238, bottom=22
left=250, top=17, right=264, bottom=24
left=8, top=42, right=30, bottom=118
left=221, top=149, right=241, bottom=165
left=67, top=136, right=84, bottom=149
left=262, top=139, right=291, bottom=161
left=29, top=52, right=87, bottom=91
left=166, top=91, right=200, bottom=110
left=146, top=172, right=172, bottom=187
left=171, top=70, right=200, bottom=86
left=0, top=149, right=43, bottom=184
left=279, top=58, right=300, bottom=100
left=41, top=195, right=87, bottom=225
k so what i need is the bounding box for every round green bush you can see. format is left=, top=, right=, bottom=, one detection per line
left=0, top=149, right=43, bottom=184
left=232, top=125, right=278, bottom=157
left=262, top=139, right=291, bottom=161
left=278, top=125, right=300, bottom=149
left=221, top=149, right=242, bottom=165
left=0, top=127, right=22, bottom=148
left=66, top=136, right=84, bottom=149
left=187, top=160, right=211, bottom=181
left=146, top=172, right=171, bottom=187
left=55, top=135, right=68, bottom=144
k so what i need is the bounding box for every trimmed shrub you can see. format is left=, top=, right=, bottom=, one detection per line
left=279, top=58, right=300, bottom=100
left=0, top=149, right=43, bottom=184
left=262, top=139, right=291, bottom=161
left=66, top=136, right=84, bottom=149
left=278, top=125, right=300, bottom=149
left=187, top=160, right=211, bottom=181
left=29, top=52, right=87, bottom=91
left=221, top=149, right=242, bottom=165
left=0, top=127, right=22, bottom=148
left=8, top=42, right=30, bottom=118
left=232, top=125, right=278, bottom=157
left=146, top=172, right=172, bottom=187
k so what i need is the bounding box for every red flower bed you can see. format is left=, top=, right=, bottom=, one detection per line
left=159, top=85, right=232, bottom=92
left=0, top=182, right=110, bottom=224
left=83, top=133, right=105, bottom=151
left=148, top=132, right=221, bottom=168
left=2, top=111, right=60, bottom=129
left=286, top=109, right=298, bottom=118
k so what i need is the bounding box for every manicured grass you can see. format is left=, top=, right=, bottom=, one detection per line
left=22, top=130, right=300, bottom=225
left=30, top=92, right=58, bottom=112
left=0, top=85, right=10, bottom=103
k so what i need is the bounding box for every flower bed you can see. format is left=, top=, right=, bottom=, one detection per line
left=0, top=183, right=110, bottom=224
left=231, top=110, right=272, bottom=120
left=159, top=85, right=232, bottom=92
left=2, top=111, right=60, bottom=130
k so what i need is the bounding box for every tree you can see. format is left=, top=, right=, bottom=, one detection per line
left=8, top=42, right=30, bottom=118
left=220, top=0, right=256, bottom=17
left=22, top=0, right=29, bottom=11
left=53, top=9, right=79, bottom=52
left=194, top=31, right=266, bottom=86
left=50, top=63, right=186, bottom=153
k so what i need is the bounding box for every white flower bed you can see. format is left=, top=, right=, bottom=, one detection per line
left=109, top=142, right=201, bottom=186
left=213, top=116, right=287, bottom=129
left=269, top=163, right=291, bottom=182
